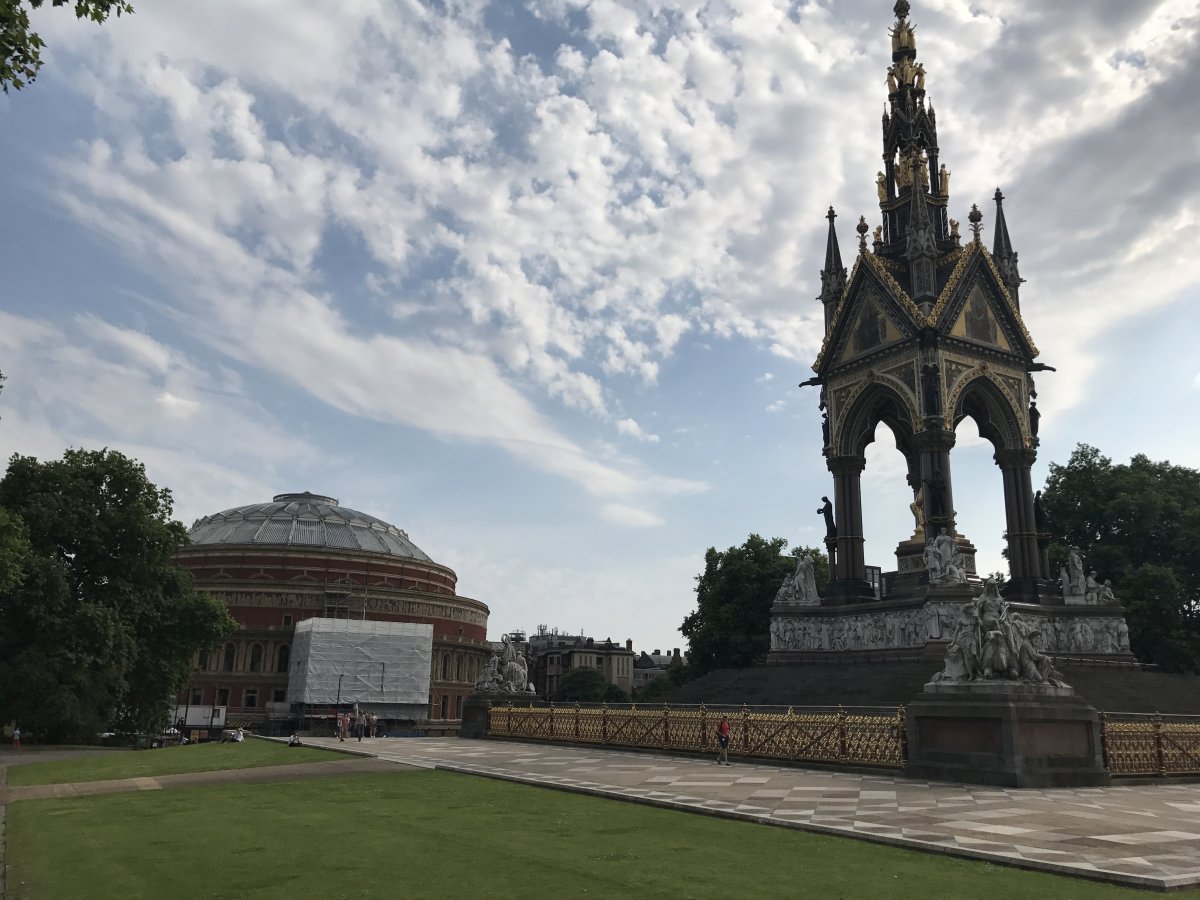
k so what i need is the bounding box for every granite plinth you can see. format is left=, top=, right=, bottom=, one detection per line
left=905, top=685, right=1109, bottom=788
left=459, top=692, right=542, bottom=739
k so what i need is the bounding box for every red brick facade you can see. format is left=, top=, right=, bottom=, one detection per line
left=175, top=544, right=490, bottom=727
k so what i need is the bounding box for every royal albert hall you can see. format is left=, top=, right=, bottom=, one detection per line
left=175, top=492, right=491, bottom=732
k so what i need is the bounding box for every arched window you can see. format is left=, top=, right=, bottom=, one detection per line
left=455, top=655, right=464, bottom=681
left=455, top=695, right=462, bottom=718
left=276, top=645, right=290, bottom=673
left=441, top=654, right=450, bottom=680
left=249, top=644, right=264, bottom=673
left=198, top=649, right=210, bottom=671
left=440, top=695, right=449, bottom=719
left=222, top=643, right=236, bottom=672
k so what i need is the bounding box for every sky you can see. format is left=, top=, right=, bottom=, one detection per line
left=1, top=0, right=1198, bottom=655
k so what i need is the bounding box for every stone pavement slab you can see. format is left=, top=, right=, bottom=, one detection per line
left=310, top=736, right=1200, bottom=891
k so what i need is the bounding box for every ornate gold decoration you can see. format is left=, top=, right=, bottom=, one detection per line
left=1103, top=715, right=1200, bottom=776
left=488, top=704, right=907, bottom=769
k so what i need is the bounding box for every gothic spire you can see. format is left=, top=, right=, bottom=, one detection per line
left=906, top=157, right=937, bottom=307
left=992, top=188, right=1023, bottom=306
left=819, top=206, right=847, bottom=331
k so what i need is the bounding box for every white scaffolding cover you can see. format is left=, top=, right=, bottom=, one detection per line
left=288, top=618, right=432, bottom=712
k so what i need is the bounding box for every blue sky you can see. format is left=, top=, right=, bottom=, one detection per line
left=1, top=0, right=1198, bottom=654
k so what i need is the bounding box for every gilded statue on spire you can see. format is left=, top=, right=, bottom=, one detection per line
left=876, top=171, right=888, bottom=203
left=939, top=164, right=950, bottom=197
left=889, top=21, right=916, bottom=51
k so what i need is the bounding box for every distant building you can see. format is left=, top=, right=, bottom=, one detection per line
left=175, top=492, right=490, bottom=735
left=529, top=626, right=635, bottom=699
left=633, top=648, right=684, bottom=694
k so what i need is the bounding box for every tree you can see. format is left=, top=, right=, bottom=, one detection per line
left=552, top=667, right=629, bottom=704
left=0, top=448, right=235, bottom=741
left=1042, top=444, right=1200, bottom=672
left=0, top=506, right=29, bottom=594
left=680, top=535, right=829, bottom=678
left=1, top=0, right=133, bottom=92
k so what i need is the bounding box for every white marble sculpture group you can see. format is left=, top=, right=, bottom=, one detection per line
left=473, top=634, right=535, bottom=694
left=772, top=552, right=821, bottom=606
left=923, top=527, right=968, bottom=584
left=1060, top=545, right=1118, bottom=605
left=932, top=577, right=1066, bottom=686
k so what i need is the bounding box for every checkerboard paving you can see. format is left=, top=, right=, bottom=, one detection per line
left=310, top=737, right=1200, bottom=890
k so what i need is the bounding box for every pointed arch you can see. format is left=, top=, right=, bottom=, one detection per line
left=951, top=374, right=1024, bottom=453
left=835, top=378, right=919, bottom=461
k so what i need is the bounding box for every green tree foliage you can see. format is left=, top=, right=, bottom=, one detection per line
left=1, top=0, right=132, bottom=92
left=1042, top=444, right=1200, bottom=672
left=552, top=667, right=630, bottom=703
left=680, top=535, right=829, bottom=678
left=0, top=506, right=29, bottom=594
left=0, top=448, right=235, bottom=741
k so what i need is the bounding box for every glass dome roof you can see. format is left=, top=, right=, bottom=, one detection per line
left=186, top=492, right=432, bottom=562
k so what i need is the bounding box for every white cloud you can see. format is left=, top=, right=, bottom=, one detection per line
left=617, top=417, right=660, bottom=444
left=601, top=503, right=665, bottom=528
left=755, top=372, right=775, bottom=383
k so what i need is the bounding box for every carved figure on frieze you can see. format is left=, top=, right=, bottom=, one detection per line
left=1117, top=619, right=1130, bottom=652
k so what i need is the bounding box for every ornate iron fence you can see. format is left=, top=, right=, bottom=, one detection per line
left=487, top=703, right=907, bottom=769
left=1102, top=713, right=1200, bottom=776
left=487, top=704, right=1200, bottom=778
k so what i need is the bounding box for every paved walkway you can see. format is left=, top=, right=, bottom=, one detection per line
left=304, top=736, right=1200, bottom=891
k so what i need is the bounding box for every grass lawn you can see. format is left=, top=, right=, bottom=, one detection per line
left=7, top=769, right=1186, bottom=900
left=6, top=739, right=343, bottom=786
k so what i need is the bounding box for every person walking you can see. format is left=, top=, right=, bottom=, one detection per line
left=355, top=711, right=366, bottom=742
left=715, top=716, right=731, bottom=766
left=12, top=725, right=20, bottom=751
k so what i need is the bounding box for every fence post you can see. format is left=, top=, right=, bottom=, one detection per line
left=1099, top=712, right=1109, bottom=772
left=549, top=701, right=555, bottom=739
left=1155, top=712, right=1166, bottom=777
left=897, top=706, right=907, bottom=765
left=662, top=704, right=670, bottom=749
left=837, top=705, right=848, bottom=763
left=602, top=702, right=608, bottom=744
left=574, top=702, right=580, bottom=740
left=741, top=703, right=749, bottom=756
left=699, top=703, right=707, bottom=752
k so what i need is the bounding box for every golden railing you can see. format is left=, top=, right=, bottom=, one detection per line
left=1102, top=714, right=1200, bottom=777
left=487, top=703, right=907, bottom=769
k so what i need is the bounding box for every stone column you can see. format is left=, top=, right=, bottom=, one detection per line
left=824, top=455, right=874, bottom=603
left=995, top=447, right=1047, bottom=603
left=915, top=429, right=957, bottom=536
